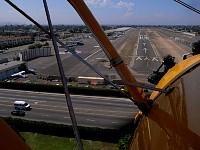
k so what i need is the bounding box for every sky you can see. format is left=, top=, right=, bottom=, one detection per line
left=1, top=0, right=200, bottom=25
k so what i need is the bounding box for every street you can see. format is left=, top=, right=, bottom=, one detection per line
left=0, top=88, right=138, bottom=129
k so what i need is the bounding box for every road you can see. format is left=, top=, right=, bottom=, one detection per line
left=0, top=88, right=139, bottom=129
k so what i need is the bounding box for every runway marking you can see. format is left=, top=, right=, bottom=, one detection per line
left=152, top=57, right=159, bottom=61
left=94, top=45, right=100, bottom=48
left=136, top=57, right=142, bottom=60
left=84, top=49, right=102, bottom=60
left=148, top=40, right=158, bottom=58
left=135, top=56, right=159, bottom=62
left=143, top=48, right=147, bottom=53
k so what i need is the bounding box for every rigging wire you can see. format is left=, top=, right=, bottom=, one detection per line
left=4, top=0, right=134, bottom=102
left=174, top=0, right=200, bottom=15
left=42, top=0, right=83, bottom=149
left=4, top=0, right=169, bottom=113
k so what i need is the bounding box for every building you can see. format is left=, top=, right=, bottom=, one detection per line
left=0, top=35, right=33, bottom=49
left=19, top=47, right=52, bottom=61
left=0, top=60, right=27, bottom=81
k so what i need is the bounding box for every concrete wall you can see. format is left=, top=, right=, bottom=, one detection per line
left=19, top=47, right=52, bottom=61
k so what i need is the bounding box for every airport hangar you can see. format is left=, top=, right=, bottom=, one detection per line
left=0, top=47, right=52, bottom=81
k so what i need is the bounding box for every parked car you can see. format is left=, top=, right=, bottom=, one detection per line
left=11, top=110, right=26, bottom=116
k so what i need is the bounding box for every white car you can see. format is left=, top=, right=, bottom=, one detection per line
left=14, top=101, right=31, bottom=111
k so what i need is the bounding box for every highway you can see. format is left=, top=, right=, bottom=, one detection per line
left=0, top=88, right=139, bottom=129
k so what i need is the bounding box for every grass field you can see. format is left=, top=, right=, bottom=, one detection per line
left=20, top=132, right=118, bottom=150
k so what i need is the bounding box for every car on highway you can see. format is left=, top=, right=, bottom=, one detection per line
left=14, top=101, right=31, bottom=110
left=11, top=110, right=26, bottom=116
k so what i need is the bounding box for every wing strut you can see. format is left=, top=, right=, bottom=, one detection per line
left=67, top=0, right=151, bottom=114
left=4, top=0, right=135, bottom=102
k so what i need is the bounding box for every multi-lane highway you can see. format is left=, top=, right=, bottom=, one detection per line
left=0, top=88, right=138, bottom=129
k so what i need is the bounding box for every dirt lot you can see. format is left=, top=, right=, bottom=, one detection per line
left=146, top=29, right=191, bottom=63
left=118, top=29, right=139, bottom=65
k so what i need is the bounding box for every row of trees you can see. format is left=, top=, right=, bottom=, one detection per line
left=0, top=24, right=129, bottom=33
left=28, top=42, right=49, bottom=49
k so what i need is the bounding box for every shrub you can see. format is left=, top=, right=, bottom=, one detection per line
left=117, top=134, right=131, bottom=150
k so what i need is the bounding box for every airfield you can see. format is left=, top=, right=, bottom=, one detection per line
left=15, top=27, right=200, bottom=86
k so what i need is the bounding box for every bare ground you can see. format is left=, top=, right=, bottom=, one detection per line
left=146, top=29, right=191, bottom=63
left=118, top=29, right=139, bottom=65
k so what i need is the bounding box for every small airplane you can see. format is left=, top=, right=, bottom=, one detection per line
left=11, top=71, right=27, bottom=78
left=25, top=68, right=37, bottom=75
left=66, top=40, right=84, bottom=46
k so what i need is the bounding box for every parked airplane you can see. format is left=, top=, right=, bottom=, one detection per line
left=66, top=40, right=84, bottom=46
left=25, top=68, right=37, bottom=75
left=11, top=71, right=27, bottom=78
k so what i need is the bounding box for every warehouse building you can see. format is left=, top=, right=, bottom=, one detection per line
left=19, top=47, right=52, bottom=61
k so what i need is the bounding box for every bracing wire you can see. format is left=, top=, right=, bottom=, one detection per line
left=42, top=0, right=84, bottom=149
left=4, top=0, right=134, bottom=102
left=174, top=0, right=200, bottom=15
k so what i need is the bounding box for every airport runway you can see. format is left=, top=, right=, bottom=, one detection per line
left=25, top=28, right=199, bottom=84
left=27, top=30, right=136, bottom=79
left=132, top=29, right=162, bottom=75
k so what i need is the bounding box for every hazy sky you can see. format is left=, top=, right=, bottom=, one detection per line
left=1, top=0, right=200, bottom=25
